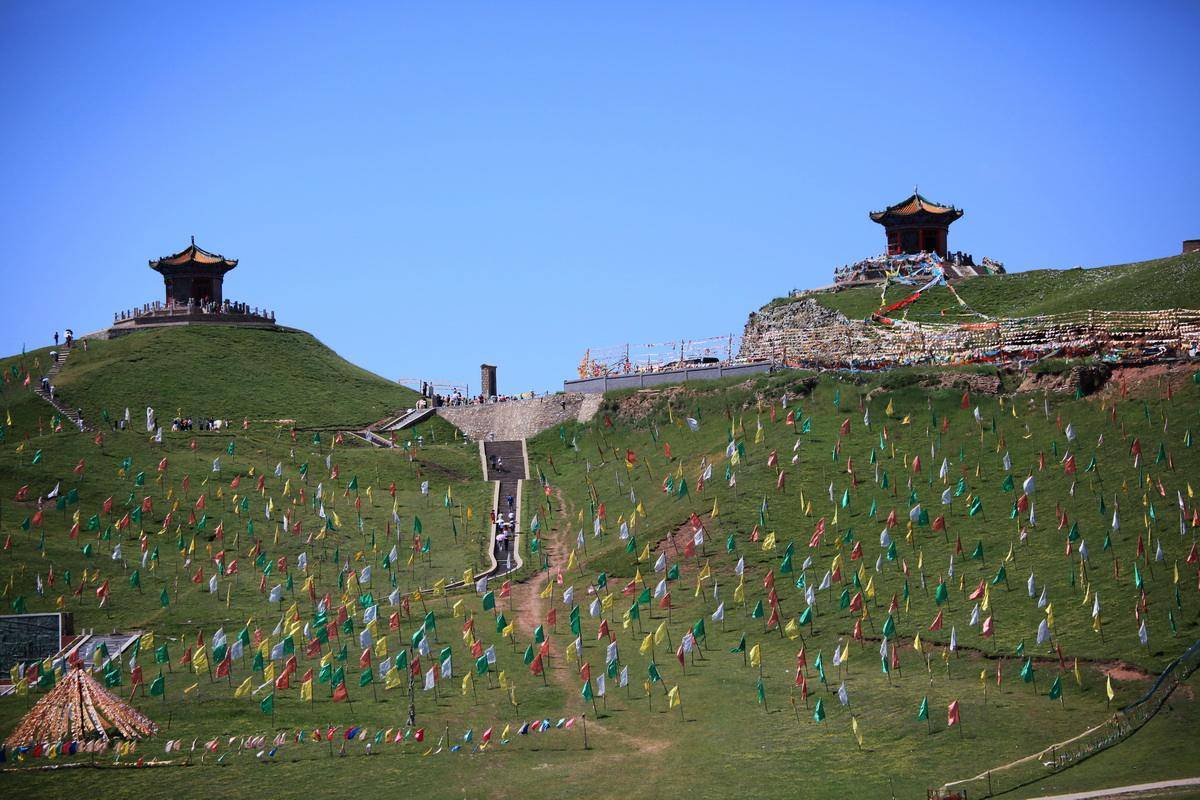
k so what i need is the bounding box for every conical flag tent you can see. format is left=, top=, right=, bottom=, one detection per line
left=5, top=667, right=158, bottom=748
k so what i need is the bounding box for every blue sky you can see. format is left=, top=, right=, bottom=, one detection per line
left=2, top=2, right=1198, bottom=394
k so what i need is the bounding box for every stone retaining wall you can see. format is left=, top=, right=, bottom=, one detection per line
left=437, top=393, right=598, bottom=441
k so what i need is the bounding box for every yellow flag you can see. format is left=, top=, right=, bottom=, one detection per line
left=461, top=673, right=473, bottom=696
left=300, top=677, right=314, bottom=700
left=761, top=532, right=776, bottom=551
left=539, top=581, right=554, bottom=600
left=668, top=685, right=681, bottom=708
left=638, top=543, right=649, bottom=562
left=452, top=599, right=465, bottom=618
left=234, top=676, right=253, bottom=698
left=566, top=550, right=577, bottom=571
left=748, top=644, right=761, bottom=668
left=498, top=671, right=508, bottom=689
left=263, top=662, right=276, bottom=684
left=852, top=715, right=863, bottom=747
left=375, top=637, right=388, bottom=658
left=502, top=622, right=514, bottom=638
left=654, top=622, right=669, bottom=646
left=1106, top=675, right=1115, bottom=701
left=913, top=633, right=923, bottom=653
left=784, top=618, right=800, bottom=641
left=640, top=634, right=654, bottom=655
left=711, top=499, right=719, bottom=518
left=384, top=670, right=402, bottom=690
left=733, top=580, right=745, bottom=604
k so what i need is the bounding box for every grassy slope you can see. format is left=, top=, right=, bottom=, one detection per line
left=517, top=367, right=1200, bottom=797
left=800, top=251, right=1200, bottom=323
left=2, top=351, right=1199, bottom=798
left=48, top=326, right=417, bottom=427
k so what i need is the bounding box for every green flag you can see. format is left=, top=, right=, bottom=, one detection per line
left=813, top=697, right=826, bottom=722
left=917, top=696, right=929, bottom=721
left=1048, top=676, right=1062, bottom=700
left=260, top=692, right=275, bottom=714
left=159, top=588, right=170, bottom=608
left=149, top=672, right=165, bottom=697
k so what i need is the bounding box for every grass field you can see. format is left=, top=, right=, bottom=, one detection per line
left=794, top=251, right=1200, bottom=323
left=1, top=327, right=1199, bottom=799
left=23, top=326, right=418, bottom=428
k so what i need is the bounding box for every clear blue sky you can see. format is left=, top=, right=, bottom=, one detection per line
left=2, top=2, right=1198, bottom=394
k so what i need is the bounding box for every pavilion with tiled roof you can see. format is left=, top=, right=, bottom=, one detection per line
left=869, top=189, right=963, bottom=258
left=150, top=236, right=238, bottom=307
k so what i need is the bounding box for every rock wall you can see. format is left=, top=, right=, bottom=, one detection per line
left=739, top=297, right=1200, bottom=369
left=437, top=393, right=598, bottom=441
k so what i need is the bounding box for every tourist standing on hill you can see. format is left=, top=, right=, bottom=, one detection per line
left=53, top=331, right=59, bottom=347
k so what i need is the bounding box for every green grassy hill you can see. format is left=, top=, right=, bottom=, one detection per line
left=47, top=326, right=416, bottom=427
left=804, top=251, right=1200, bottom=323
left=2, top=323, right=1199, bottom=799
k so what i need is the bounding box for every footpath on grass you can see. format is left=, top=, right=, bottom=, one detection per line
left=1026, top=776, right=1200, bottom=800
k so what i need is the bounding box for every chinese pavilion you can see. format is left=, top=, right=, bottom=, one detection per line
left=869, top=189, right=962, bottom=258
left=149, top=237, right=238, bottom=306
left=107, top=238, right=277, bottom=334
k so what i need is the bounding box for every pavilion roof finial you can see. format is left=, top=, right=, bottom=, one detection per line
left=191, top=235, right=195, bottom=246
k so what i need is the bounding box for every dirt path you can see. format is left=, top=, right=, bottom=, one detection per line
left=508, top=483, right=670, bottom=758
left=507, top=487, right=570, bottom=637
left=1024, top=777, right=1200, bottom=800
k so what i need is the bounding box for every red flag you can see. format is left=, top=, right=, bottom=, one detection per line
left=948, top=700, right=961, bottom=726
left=332, top=682, right=349, bottom=702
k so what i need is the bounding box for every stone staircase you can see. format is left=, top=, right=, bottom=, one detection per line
left=377, top=407, right=437, bottom=432
left=482, top=440, right=527, bottom=578
left=32, top=347, right=93, bottom=431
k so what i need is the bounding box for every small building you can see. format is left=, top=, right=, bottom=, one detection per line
left=1184, top=239, right=1200, bottom=255
left=870, top=190, right=963, bottom=258
left=104, top=238, right=278, bottom=336
left=150, top=236, right=238, bottom=306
